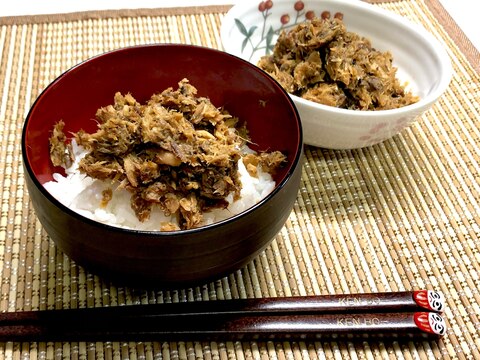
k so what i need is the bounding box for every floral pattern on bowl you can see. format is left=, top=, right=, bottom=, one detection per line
left=231, top=0, right=344, bottom=62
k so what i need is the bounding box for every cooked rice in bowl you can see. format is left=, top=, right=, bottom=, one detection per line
left=44, top=140, right=277, bottom=231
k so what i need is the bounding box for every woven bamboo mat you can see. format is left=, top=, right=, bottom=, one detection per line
left=0, top=0, right=479, bottom=359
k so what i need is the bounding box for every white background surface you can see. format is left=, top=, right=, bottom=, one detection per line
left=2, top=0, right=479, bottom=51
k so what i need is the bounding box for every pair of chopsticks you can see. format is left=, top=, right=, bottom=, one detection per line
left=0, top=290, right=446, bottom=342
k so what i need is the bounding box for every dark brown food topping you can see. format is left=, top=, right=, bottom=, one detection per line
left=100, top=188, right=113, bottom=208
left=49, top=120, right=74, bottom=168
left=242, top=152, right=287, bottom=178
left=49, top=79, right=286, bottom=230
left=257, top=17, right=419, bottom=110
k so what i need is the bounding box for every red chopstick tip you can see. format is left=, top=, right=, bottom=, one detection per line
left=413, top=290, right=445, bottom=312
left=414, top=312, right=446, bottom=336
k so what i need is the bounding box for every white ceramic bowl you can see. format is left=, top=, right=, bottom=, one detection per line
left=221, top=0, right=452, bottom=149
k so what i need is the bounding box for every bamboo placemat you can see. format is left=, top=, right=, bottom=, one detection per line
left=0, top=0, right=479, bottom=359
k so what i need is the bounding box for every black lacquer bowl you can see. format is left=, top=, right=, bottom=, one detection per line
left=22, top=44, right=303, bottom=287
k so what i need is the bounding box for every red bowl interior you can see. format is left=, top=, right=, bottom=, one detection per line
left=24, top=44, right=302, bottom=186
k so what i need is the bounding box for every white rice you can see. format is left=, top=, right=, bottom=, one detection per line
left=44, top=141, right=276, bottom=231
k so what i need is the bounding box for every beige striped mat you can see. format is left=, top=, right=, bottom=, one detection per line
left=0, top=0, right=479, bottom=358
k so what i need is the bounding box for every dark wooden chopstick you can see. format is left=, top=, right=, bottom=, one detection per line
left=3, top=290, right=443, bottom=321
left=0, top=312, right=446, bottom=342
left=0, top=290, right=446, bottom=342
